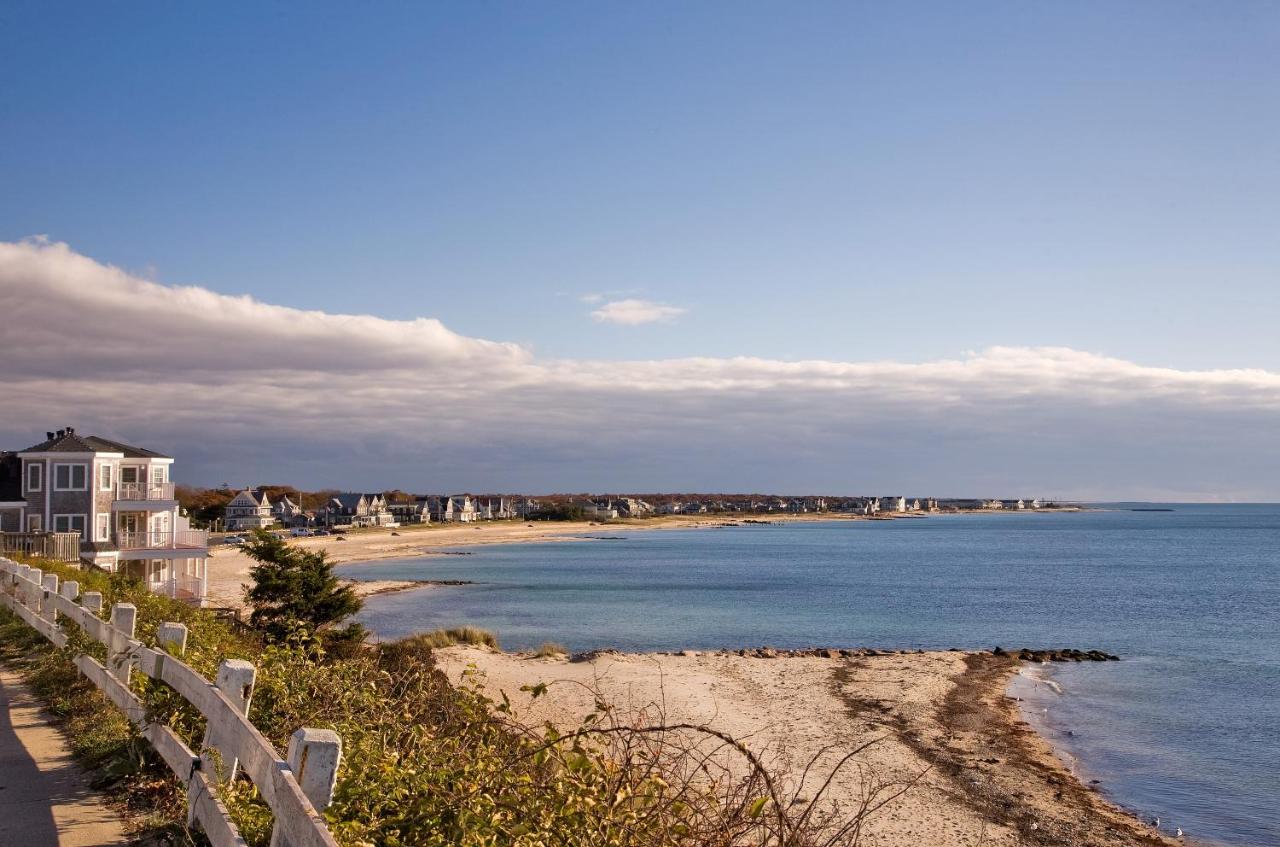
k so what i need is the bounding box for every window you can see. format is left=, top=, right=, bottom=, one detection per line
left=26, top=463, right=42, bottom=492
left=97, top=514, right=110, bottom=542
left=53, top=514, right=87, bottom=539
left=100, top=463, right=114, bottom=491
left=120, top=466, right=139, bottom=484
left=152, top=465, right=166, bottom=484
left=27, top=514, right=42, bottom=532
left=54, top=464, right=88, bottom=491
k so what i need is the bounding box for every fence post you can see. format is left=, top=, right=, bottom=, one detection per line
left=60, top=580, right=80, bottom=602
left=157, top=622, right=189, bottom=655
left=270, top=729, right=342, bottom=847
left=109, top=603, right=138, bottom=684
left=26, top=568, right=42, bottom=611
left=40, top=573, right=59, bottom=623
left=202, top=659, right=256, bottom=783
left=82, top=591, right=103, bottom=616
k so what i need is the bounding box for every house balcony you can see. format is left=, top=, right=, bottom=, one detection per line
left=113, top=482, right=177, bottom=509
left=115, top=530, right=208, bottom=552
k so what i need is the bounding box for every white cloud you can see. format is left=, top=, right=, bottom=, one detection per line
left=590, top=298, right=686, bottom=325
left=3, top=238, right=1280, bottom=497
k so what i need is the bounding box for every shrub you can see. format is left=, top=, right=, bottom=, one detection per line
left=240, top=530, right=363, bottom=642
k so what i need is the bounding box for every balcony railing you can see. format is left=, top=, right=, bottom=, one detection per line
left=159, top=576, right=207, bottom=603
left=116, top=482, right=175, bottom=501
left=115, top=530, right=208, bottom=551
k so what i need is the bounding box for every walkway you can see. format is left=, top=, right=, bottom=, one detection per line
left=0, top=666, right=128, bottom=846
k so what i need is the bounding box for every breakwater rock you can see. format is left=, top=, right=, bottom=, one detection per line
left=567, top=646, right=1119, bottom=662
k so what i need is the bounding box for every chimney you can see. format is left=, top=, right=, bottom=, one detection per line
left=56, top=429, right=65, bottom=439
left=66, top=426, right=75, bottom=435
left=46, top=431, right=55, bottom=441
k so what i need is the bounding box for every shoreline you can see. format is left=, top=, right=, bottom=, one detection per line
left=433, top=644, right=1178, bottom=847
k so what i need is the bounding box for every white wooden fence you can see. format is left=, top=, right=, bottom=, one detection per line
left=0, top=556, right=342, bottom=847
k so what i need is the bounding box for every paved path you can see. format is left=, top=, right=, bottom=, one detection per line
left=0, top=666, right=128, bottom=846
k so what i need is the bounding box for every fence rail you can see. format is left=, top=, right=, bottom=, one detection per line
left=0, top=531, right=81, bottom=562
left=0, top=556, right=341, bottom=847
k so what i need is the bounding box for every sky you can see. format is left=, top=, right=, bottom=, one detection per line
left=2, top=3, right=1279, bottom=498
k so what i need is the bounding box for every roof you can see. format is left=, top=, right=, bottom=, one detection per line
left=332, top=493, right=367, bottom=510
left=21, top=428, right=170, bottom=459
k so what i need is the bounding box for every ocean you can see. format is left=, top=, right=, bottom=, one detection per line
left=339, top=506, right=1280, bottom=846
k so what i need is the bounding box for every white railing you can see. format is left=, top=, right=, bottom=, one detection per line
left=117, top=482, right=175, bottom=501
left=116, top=530, right=208, bottom=550
left=160, top=576, right=207, bottom=602
left=0, top=556, right=340, bottom=847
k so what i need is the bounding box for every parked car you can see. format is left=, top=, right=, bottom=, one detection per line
left=312, top=529, right=330, bottom=536
left=291, top=528, right=312, bottom=537
left=223, top=535, right=246, bottom=544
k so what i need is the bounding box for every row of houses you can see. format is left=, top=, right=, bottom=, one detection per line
left=1, top=427, right=208, bottom=604
left=222, top=487, right=1052, bottom=531
left=224, top=490, right=531, bottom=531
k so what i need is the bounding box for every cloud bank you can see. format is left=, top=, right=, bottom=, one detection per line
left=2, top=238, right=1279, bottom=498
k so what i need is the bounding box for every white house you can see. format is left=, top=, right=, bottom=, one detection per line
left=225, top=488, right=275, bottom=531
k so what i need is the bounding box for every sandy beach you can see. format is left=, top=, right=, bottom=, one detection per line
left=203, top=514, right=857, bottom=607
left=435, top=645, right=1178, bottom=847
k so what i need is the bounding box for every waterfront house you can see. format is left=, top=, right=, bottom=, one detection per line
left=428, top=495, right=478, bottom=523
left=387, top=498, right=429, bottom=524
left=323, top=492, right=398, bottom=528
left=225, top=488, right=275, bottom=531
left=6, top=427, right=208, bottom=603
left=879, top=496, right=907, bottom=513
left=270, top=494, right=312, bottom=527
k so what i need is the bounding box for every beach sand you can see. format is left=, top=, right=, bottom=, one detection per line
left=434, top=646, right=1177, bottom=847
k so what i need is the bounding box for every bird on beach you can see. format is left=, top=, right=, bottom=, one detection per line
left=1176, top=828, right=1184, bottom=838
left=1153, top=816, right=1160, bottom=829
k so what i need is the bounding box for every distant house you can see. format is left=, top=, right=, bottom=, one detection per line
left=225, top=489, right=275, bottom=531
left=878, top=496, right=907, bottom=513
left=656, top=501, right=683, bottom=515
left=469, top=497, right=515, bottom=520
left=323, top=492, right=398, bottom=528
left=612, top=498, right=653, bottom=518
left=429, top=495, right=478, bottom=523
left=4, top=427, right=208, bottom=603
left=388, top=499, right=429, bottom=524
left=270, top=495, right=311, bottom=527
left=584, top=500, right=619, bottom=520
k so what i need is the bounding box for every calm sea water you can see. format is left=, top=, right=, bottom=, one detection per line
left=340, top=506, right=1280, bottom=846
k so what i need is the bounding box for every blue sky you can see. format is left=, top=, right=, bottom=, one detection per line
left=3, top=4, right=1279, bottom=495
left=5, top=2, right=1278, bottom=366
